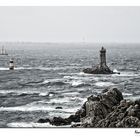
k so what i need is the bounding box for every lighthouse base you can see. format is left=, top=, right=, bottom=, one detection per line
left=9, top=67, right=14, bottom=70
left=83, top=64, right=120, bottom=74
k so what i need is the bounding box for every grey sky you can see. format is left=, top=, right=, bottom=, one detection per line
left=0, top=6, right=140, bottom=43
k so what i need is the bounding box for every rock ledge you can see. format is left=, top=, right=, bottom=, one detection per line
left=37, top=87, right=140, bottom=128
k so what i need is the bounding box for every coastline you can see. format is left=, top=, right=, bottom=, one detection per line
left=38, top=87, right=140, bottom=128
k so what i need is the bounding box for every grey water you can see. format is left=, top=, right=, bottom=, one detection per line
left=0, top=43, right=140, bottom=127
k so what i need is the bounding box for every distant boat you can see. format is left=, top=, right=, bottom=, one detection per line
left=0, top=46, right=8, bottom=55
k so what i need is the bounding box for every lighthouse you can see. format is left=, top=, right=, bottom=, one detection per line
left=83, top=46, right=118, bottom=74
left=9, top=58, right=14, bottom=70
left=100, top=46, right=106, bottom=67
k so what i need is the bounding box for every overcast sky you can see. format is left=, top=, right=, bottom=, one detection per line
left=0, top=6, right=140, bottom=43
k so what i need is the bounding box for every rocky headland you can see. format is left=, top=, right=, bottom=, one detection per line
left=38, top=87, right=140, bottom=128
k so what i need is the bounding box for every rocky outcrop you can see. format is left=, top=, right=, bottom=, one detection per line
left=83, top=47, right=120, bottom=74
left=37, top=101, right=86, bottom=126
left=78, top=87, right=123, bottom=127
left=83, top=65, right=114, bottom=74
left=94, top=99, right=140, bottom=128
left=37, top=87, right=140, bottom=128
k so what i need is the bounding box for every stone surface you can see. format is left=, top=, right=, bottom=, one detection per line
left=37, top=87, right=140, bottom=128
left=83, top=65, right=114, bottom=74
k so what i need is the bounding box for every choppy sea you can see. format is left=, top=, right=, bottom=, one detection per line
left=0, top=43, right=140, bottom=127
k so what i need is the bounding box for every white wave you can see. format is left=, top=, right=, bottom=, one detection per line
left=112, top=72, right=138, bottom=77
left=63, top=75, right=79, bottom=80
left=38, top=66, right=79, bottom=71
left=0, top=105, right=78, bottom=113
left=63, top=74, right=94, bottom=83
left=77, top=72, right=92, bottom=76
left=49, top=93, right=54, bottom=97
left=113, top=69, right=119, bottom=73
left=64, top=92, right=80, bottom=96
left=125, top=95, right=140, bottom=101
left=78, top=72, right=85, bottom=75
left=42, top=78, right=64, bottom=84
left=42, top=80, right=50, bottom=84
left=0, top=67, right=34, bottom=71
left=17, top=91, right=38, bottom=96
left=7, top=122, right=61, bottom=128
left=0, top=66, right=79, bottom=71
left=0, top=66, right=64, bottom=71
left=71, top=80, right=84, bottom=87
left=39, top=92, right=49, bottom=96
left=69, top=63, right=81, bottom=66
left=0, top=105, right=55, bottom=112
left=49, top=96, right=84, bottom=105
left=0, top=67, right=9, bottom=71
left=7, top=122, right=71, bottom=127
left=0, top=89, right=38, bottom=95
left=62, top=107, right=80, bottom=113
left=0, top=101, right=80, bottom=113
left=63, top=76, right=73, bottom=79
left=49, top=97, right=71, bottom=104
left=122, top=92, right=133, bottom=96
left=0, top=90, right=14, bottom=94
left=15, top=67, right=33, bottom=70
left=48, top=112, right=72, bottom=118
left=95, top=82, right=115, bottom=87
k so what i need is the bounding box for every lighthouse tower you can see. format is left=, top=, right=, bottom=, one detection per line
left=9, top=58, right=14, bottom=70
left=100, top=46, right=106, bottom=67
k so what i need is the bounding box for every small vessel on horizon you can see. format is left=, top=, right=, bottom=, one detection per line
left=0, top=46, right=8, bottom=55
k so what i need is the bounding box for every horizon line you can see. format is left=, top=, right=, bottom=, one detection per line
left=0, top=41, right=140, bottom=44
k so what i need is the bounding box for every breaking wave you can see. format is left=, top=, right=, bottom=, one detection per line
left=49, top=96, right=84, bottom=104
left=122, top=92, right=133, bottom=96
left=41, top=79, right=66, bottom=86
left=0, top=99, right=81, bottom=113
left=39, top=92, right=49, bottom=96
left=94, top=82, right=115, bottom=87
left=7, top=122, right=70, bottom=128
left=112, top=72, right=139, bottom=77
left=0, top=67, right=9, bottom=71
left=71, top=80, right=84, bottom=87
left=113, top=69, right=119, bottom=73
left=0, top=66, right=79, bottom=71
left=64, top=91, right=80, bottom=96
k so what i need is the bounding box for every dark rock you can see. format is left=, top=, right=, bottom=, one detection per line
left=87, top=95, right=100, bottom=102
left=55, top=107, right=63, bottom=109
left=71, top=123, right=81, bottom=128
left=119, top=100, right=126, bottom=107
left=135, top=99, right=140, bottom=106
left=37, top=102, right=86, bottom=126
left=75, top=87, right=124, bottom=127
left=67, top=114, right=80, bottom=122
left=102, top=88, right=109, bottom=93
left=83, top=65, right=114, bottom=74
left=83, top=65, right=115, bottom=74
left=134, top=104, right=140, bottom=109
left=116, top=116, right=140, bottom=128
left=38, top=118, right=50, bottom=123
left=50, top=117, right=71, bottom=126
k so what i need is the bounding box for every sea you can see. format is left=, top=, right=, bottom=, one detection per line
left=0, top=43, right=140, bottom=128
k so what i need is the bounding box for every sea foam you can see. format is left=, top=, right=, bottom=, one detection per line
left=95, top=82, right=115, bottom=87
